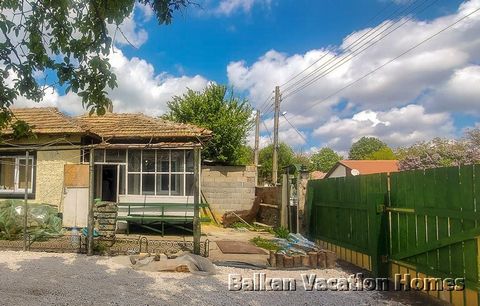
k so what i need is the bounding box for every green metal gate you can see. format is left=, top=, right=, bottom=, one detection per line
left=307, top=164, right=480, bottom=305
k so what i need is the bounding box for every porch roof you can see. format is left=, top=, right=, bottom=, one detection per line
left=76, top=112, right=212, bottom=140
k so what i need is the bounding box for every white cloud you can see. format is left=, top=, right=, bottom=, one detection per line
left=228, top=0, right=480, bottom=149
left=312, top=105, right=455, bottom=151
left=14, top=50, right=210, bottom=116
left=424, top=65, right=480, bottom=114
left=214, top=0, right=271, bottom=16
left=107, top=4, right=153, bottom=48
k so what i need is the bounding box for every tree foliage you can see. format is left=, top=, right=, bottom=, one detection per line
left=310, top=147, right=342, bottom=172
left=397, top=129, right=480, bottom=171
left=366, top=146, right=396, bottom=160
left=258, top=142, right=295, bottom=184
left=163, top=84, right=253, bottom=165
left=0, top=0, right=190, bottom=132
left=348, top=136, right=389, bottom=160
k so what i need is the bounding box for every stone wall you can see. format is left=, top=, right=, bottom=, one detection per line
left=35, top=149, right=81, bottom=208
left=201, top=165, right=256, bottom=214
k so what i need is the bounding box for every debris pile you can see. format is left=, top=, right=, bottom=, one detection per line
left=0, top=200, right=63, bottom=240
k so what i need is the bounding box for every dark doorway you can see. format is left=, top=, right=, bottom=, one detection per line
left=101, top=165, right=117, bottom=202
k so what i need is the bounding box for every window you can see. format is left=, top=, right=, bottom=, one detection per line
left=0, top=156, right=34, bottom=193
left=87, top=149, right=195, bottom=197
left=125, top=149, right=194, bottom=196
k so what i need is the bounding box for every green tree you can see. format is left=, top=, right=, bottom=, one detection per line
left=258, top=143, right=295, bottom=184
left=311, top=147, right=342, bottom=172
left=348, top=137, right=388, bottom=160
left=163, top=84, right=253, bottom=165
left=0, top=0, right=190, bottom=133
left=366, top=147, right=396, bottom=160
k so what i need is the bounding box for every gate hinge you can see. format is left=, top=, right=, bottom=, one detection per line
left=376, top=204, right=385, bottom=213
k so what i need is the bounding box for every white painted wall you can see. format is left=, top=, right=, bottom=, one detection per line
left=327, top=165, right=347, bottom=178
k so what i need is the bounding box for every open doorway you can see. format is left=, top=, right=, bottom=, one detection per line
left=95, top=165, right=118, bottom=202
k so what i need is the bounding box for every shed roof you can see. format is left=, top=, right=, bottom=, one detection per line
left=325, top=160, right=399, bottom=178
left=76, top=112, right=212, bottom=139
left=2, top=107, right=84, bottom=135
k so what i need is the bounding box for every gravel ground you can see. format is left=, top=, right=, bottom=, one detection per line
left=0, top=251, right=416, bottom=306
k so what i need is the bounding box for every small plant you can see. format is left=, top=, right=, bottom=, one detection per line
left=250, top=236, right=280, bottom=251
left=273, top=226, right=289, bottom=239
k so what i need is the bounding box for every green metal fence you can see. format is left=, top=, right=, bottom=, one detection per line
left=307, top=164, right=480, bottom=305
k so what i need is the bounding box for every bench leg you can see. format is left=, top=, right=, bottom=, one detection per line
left=161, top=222, right=164, bottom=237
left=126, top=221, right=130, bottom=236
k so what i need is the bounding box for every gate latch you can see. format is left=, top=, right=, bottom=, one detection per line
left=376, top=204, right=385, bottom=213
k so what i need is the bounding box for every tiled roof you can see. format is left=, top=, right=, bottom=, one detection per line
left=338, top=160, right=399, bottom=175
left=2, top=107, right=84, bottom=135
left=76, top=112, right=212, bottom=139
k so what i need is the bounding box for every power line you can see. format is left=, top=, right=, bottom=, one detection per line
left=282, top=0, right=437, bottom=99
left=281, top=0, right=430, bottom=95
left=279, top=1, right=398, bottom=89
left=281, top=112, right=308, bottom=143
left=261, top=120, right=273, bottom=143
left=288, top=7, right=480, bottom=121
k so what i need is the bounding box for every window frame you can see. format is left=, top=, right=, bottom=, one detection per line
left=0, top=155, right=35, bottom=194
left=124, top=149, right=194, bottom=197
left=87, top=149, right=195, bottom=197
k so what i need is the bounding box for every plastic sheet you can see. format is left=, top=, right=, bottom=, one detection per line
left=0, top=200, right=63, bottom=240
left=272, top=233, right=319, bottom=255
left=131, top=252, right=216, bottom=275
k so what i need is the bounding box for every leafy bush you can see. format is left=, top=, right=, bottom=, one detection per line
left=273, top=226, right=289, bottom=239
left=250, top=236, right=279, bottom=251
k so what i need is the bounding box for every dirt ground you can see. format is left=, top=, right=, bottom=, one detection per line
left=0, top=251, right=420, bottom=306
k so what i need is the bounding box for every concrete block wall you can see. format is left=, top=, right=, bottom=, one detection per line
left=201, top=165, right=256, bottom=214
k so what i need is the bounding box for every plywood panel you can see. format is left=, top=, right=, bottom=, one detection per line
left=64, top=164, right=89, bottom=187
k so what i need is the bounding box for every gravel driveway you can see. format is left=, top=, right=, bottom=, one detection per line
left=0, top=251, right=431, bottom=306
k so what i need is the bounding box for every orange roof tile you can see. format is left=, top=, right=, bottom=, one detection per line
left=2, top=107, right=84, bottom=135
left=76, top=112, right=212, bottom=139
left=338, top=160, right=399, bottom=175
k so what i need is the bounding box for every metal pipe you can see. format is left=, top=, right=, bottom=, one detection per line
left=23, top=150, right=29, bottom=251
left=87, top=148, right=95, bottom=256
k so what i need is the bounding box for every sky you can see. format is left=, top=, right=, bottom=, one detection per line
left=11, top=0, right=480, bottom=155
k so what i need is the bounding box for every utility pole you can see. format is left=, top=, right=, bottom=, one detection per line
left=272, top=86, right=281, bottom=185
left=254, top=109, right=260, bottom=186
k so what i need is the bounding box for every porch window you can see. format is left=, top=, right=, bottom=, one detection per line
left=0, top=155, right=34, bottom=193
left=125, top=149, right=194, bottom=196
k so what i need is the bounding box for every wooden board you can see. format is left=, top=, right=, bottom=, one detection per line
left=64, top=164, right=89, bottom=187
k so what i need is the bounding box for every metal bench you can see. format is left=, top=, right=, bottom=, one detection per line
left=116, top=203, right=210, bottom=236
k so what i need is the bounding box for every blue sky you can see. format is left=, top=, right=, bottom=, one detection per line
left=127, top=0, right=465, bottom=83
left=15, top=0, right=480, bottom=154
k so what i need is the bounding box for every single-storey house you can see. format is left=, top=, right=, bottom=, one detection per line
left=324, top=160, right=399, bottom=179
left=0, top=107, right=212, bottom=229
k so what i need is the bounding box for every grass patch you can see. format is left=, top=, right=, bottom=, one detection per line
left=273, top=226, right=289, bottom=239
left=250, top=236, right=279, bottom=251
